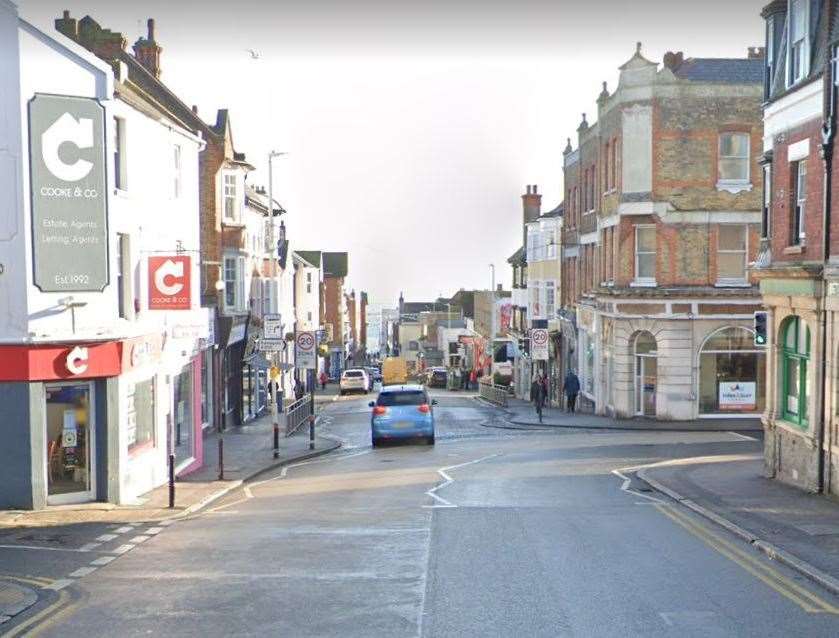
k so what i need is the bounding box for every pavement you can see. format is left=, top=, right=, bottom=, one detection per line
left=499, top=397, right=763, bottom=431
left=638, top=453, right=839, bottom=596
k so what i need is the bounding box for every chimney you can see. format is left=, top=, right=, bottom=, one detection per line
left=133, top=18, right=162, bottom=79
left=55, top=10, right=78, bottom=40
left=662, top=51, right=684, bottom=71
left=522, top=184, right=542, bottom=252
left=191, top=105, right=199, bottom=115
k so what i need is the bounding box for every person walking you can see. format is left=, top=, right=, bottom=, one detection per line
left=531, top=373, right=546, bottom=423
left=294, top=378, right=305, bottom=401
left=563, top=369, right=580, bottom=414
left=319, top=371, right=328, bottom=391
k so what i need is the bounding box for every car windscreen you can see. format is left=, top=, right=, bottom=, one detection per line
left=344, top=371, right=363, bottom=378
left=377, top=391, right=427, bottom=407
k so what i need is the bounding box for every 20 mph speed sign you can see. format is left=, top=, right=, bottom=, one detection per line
left=531, top=328, right=549, bottom=361
left=295, top=331, right=316, bottom=370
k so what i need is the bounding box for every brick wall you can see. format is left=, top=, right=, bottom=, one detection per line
left=324, top=277, right=344, bottom=346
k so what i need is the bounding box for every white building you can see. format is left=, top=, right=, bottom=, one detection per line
left=0, top=3, right=208, bottom=508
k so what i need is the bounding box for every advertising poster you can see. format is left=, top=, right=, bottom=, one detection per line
left=719, top=382, right=757, bottom=411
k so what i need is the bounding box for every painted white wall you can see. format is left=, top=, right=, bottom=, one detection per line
left=293, top=257, right=320, bottom=332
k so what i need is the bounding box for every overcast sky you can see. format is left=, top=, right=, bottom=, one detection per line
left=22, top=0, right=765, bottom=307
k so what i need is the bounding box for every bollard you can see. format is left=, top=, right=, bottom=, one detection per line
left=218, top=437, right=224, bottom=481
left=273, top=422, right=280, bottom=459
left=309, top=415, right=315, bottom=450
left=168, top=453, right=175, bottom=509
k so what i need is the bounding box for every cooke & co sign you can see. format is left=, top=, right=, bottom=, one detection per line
left=29, top=94, right=108, bottom=292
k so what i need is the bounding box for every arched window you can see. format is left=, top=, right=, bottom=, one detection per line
left=699, top=326, right=766, bottom=415
left=781, top=317, right=810, bottom=428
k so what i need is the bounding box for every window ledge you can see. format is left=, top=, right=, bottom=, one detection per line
left=714, top=280, right=752, bottom=288
left=222, top=220, right=246, bottom=228
left=783, top=244, right=805, bottom=255
left=630, top=279, right=657, bottom=288
left=716, top=180, right=752, bottom=194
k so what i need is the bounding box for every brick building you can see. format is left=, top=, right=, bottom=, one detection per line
left=561, top=43, right=766, bottom=420
left=755, top=0, right=839, bottom=494
left=322, top=252, right=349, bottom=379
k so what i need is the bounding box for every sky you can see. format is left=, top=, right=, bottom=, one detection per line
left=21, top=0, right=765, bottom=307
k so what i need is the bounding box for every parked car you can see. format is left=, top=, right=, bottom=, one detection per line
left=426, top=367, right=448, bottom=388
left=340, top=369, right=370, bottom=395
left=369, top=385, right=437, bottom=446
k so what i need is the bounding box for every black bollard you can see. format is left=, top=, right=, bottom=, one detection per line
left=218, top=437, right=224, bottom=480
left=168, top=453, right=175, bottom=508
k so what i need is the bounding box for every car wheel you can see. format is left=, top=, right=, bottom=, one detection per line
left=372, top=438, right=380, bottom=448
left=427, top=435, right=435, bottom=445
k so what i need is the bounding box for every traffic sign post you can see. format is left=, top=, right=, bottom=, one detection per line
left=531, top=328, right=549, bottom=361
left=295, top=331, right=317, bottom=370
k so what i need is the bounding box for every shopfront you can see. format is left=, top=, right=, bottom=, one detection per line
left=698, top=326, right=766, bottom=417
left=45, top=381, right=96, bottom=504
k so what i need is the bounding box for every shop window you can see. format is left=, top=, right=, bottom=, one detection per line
left=173, top=365, right=195, bottom=467
left=127, top=379, right=156, bottom=453
left=699, top=327, right=766, bottom=415
left=781, top=316, right=810, bottom=429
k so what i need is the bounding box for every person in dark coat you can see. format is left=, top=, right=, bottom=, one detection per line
left=531, top=374, right=546, bottom=423
left=294, top=379, right=305, bottom=401
left=563, top=370, right=581, bottom=414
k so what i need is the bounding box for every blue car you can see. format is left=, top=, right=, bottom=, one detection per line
left=369, top=385, right=437, bottom=447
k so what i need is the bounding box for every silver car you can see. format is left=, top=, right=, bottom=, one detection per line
left=340, top=369, right=370, bottom=395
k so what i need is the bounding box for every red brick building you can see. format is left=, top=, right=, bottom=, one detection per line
left=561, top=43, right=765, bottom=420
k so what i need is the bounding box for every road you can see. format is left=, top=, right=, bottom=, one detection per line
left=3, top=391, right=839, bottom=637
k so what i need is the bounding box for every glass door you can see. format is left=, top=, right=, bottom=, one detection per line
left=46, top=382, right=95, bottom=504
left=635, top=355, right=657, bottom=417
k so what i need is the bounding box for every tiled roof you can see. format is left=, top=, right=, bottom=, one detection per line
left=672, top=58, right=763, bottom=84
left=322, top=252, right=348, bottom=278
left=539, top=203, right=564, bottom=219
left=507, top=246, right=525, bottom=265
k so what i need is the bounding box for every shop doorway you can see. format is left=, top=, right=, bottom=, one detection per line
left=634, top=332, right=657, bottom=417
left=45, top=382, right=95, bottom=504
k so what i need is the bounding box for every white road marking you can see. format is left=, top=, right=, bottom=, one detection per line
left=45, top=579, right=73, bottom=591
left=727, top=431, right=757, bottom=442
left=79, top=542, right=101, bottom=552
left=612, top=468, right=664, bottom=504
left=111, top=544, right=135, bottom=555
left=158, top=520, right=174, bottom=526
left=69, top=566, right=98, bottom=578
left=95, top=534, right=118, bottom=542
left=0, top=544, right=102, bottom=553
left=89, top=556, right=116, bottom=566
left=129, top=535, right=150, bottom=544
left=114, top=526, right=133, bottom=534
left=145, top=527, right=164, bottom=535
left=425, top=453, right=501, bottom=509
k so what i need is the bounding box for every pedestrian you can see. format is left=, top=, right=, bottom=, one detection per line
left=319, top=371, right=327, bottom=391
left=294, top=378, right=305, bottom=401
left=563, top=369, right=580, bottom=414
left=530, top=373, right=546, bottom=423
left=470, top=369, right=478, bottom=390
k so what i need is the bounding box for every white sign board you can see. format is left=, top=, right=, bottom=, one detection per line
left=531, top=328, right=549, bottom=361
left=295, top=331, right=316, bottom=369
left=719, top=382, right=756, bottom=411
left=261, top=314, right=285, bottom=351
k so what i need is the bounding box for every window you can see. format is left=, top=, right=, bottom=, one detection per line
left=173, top=145, right=182, bottom=198
left=545, top=281, right=555, bottom=320
left=718, top=225, right=747, bottom=284
left=699, top=327, right=766, bottom=415
left=127, top=379, right=155, bottom=453
left=611, top=140, right=617, bottom=190
left=223, top=173, right=238, bottom=222
left=224, top=256, right=240, bottom=311
left=529, top=281, right=541, bottom=319
left=307, top=311, right=313, bottom=322
left=793, top=160, right=807, bottom=244
left=306, top=271, right=313, bottom=294
left=604, top=142, right=611, bottom=192
left=766, top=16, right=775, bottom=98
left=718, top=133, right=750, bottom=184
left=789, top=0, right=809, bottom=86
left=762, top=164, right=772, bottom=239
left=781, top=316, right=810, bottom=428
left=634, top=226, right=656, bottom=284
left=116, top=234, right=132, bottom=319
left=546, top=228, right=556, bottom=259
left=114, top=117, right=127, bottom=190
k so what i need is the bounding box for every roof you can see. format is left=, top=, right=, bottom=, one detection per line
left=671, top=57, right=763, bottom=84
left=322, top=252, right=348, bottom=278
left=539, top=202, right=564, bottom=219
left=245, top=185, right=284, bottom=216
left=402, top=302, right=448, bottom=314
left=295, top=250, right=322, bottom=268
left=507, top=246, right=525, bottom=265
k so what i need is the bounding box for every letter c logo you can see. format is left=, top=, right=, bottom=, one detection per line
left=42, top=113, right=94, bottom=182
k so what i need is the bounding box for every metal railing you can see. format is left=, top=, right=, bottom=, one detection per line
left=285, top=396, right=313, bottom=435
left=479, top=380, right=509, bottom=407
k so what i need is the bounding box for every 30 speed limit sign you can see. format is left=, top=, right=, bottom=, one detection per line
left=295, top=331, right=317, bottom=369
left=531, top=328, right=549, bottom=361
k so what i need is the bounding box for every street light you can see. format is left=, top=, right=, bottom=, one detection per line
left=267, top=149, right=287, bottom=458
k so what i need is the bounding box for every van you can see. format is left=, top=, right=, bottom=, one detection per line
left=382, top=357, right=408, bottom=386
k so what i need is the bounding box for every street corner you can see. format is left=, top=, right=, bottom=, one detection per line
left=0, top=579, right=40, bottom=624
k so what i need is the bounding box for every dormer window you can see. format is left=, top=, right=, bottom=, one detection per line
left=788, top=0, right=809, bottom=86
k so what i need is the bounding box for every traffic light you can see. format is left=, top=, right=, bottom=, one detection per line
left=753, top=311, right=768, bottom=346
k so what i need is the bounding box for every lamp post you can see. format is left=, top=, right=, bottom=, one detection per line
left=268, top=150, right=286, bottom=457
left=489, top=264, right=496, bottom=379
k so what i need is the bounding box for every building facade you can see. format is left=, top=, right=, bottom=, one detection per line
left=562, top=44, right=766, bottom=421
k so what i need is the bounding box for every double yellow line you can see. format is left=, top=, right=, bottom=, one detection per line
left=0, top=575, right=78, bottom=638
left=655, top=504, right=839, bottom=614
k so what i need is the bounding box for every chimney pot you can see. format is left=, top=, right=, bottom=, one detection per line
left=63, top=10, right=70, bottom=19
left=526, top=185, right=531, bottom=195
left=191, top=104, right=198, bottom=114
left=147, top=18, right=155, bottom=41
left=533, top=185, right=538, bottom=194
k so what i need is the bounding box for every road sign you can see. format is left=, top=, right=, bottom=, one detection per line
left=295, top=331, right=316, bottom=369
left=531, top=328, right=549, bottom=361
left=261, top=314, right=285, bottom=351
